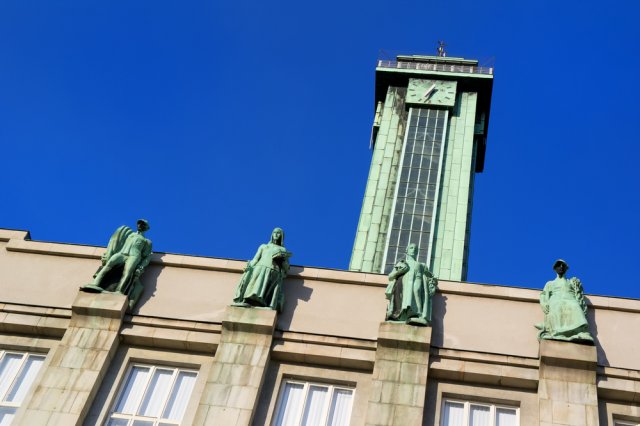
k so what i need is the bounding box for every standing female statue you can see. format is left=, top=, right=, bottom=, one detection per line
left=536, top=259, right=593, bottom=343
left=233, top=228, right=292, bottom=312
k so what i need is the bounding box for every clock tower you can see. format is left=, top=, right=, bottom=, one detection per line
left=350, top=54, right=494, bottom=281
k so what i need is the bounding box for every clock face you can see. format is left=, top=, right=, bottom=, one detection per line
left=406, top=79, right=457, bottom=107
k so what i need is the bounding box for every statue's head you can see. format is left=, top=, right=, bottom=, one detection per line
left=271, top=228, right=284, bottom=245
left=136, top=219, right=150, bottom=232
left=406, top=243, right=418, bottom=258
left=553, top=259, right=568, bottom=276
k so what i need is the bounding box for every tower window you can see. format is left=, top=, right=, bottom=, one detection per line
left=383, top=107, right=448, bottom=273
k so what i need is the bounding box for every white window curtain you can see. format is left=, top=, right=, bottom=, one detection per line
left=327, top=389, right=353, bottom=426
left=443, top=401, right=465, bottom=426
left=0, top=352, right=45, bottom=426
left=115, top=366, right=150, bottom=415
left=495, top=408, right=517, bottom=426
left=162, top=371, right=197, bottom=421
left=301, top=386, right=329, bottom=426
left=0, top=407, right=16, bottom=426
left=0, top=355, right=23, bottom=400
left=274, top=383, right=305, bottom=426
left=138, top=369, right=174, bottom=417
left=273, top=380, right=354, bottom=426
left=469, top=405, right=491, bottom=426
left=6, top=356, right=44, bottom=405
left=442, top=400, right=518, bottom=426
left=108, top=364, right=197, bottom=426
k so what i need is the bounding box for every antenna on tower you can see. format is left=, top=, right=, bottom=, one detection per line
left=437, top=40, right=447, bottom=57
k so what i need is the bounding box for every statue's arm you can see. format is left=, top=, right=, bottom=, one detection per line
left=135, top=240, right=153, bottom=275
left=388, top=261, right=409, bottom=281
left=281, top=257, right=290, bottom=277
left=539, top=284, right=550, bottom=314
left=423, top=265, right=434, bottom=279
left=247, top=244, right=265, bottom=269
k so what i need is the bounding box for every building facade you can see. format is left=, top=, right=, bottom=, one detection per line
left=1, top=55, right=640, bottom=426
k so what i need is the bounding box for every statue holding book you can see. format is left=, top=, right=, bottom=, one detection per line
left=232, top=228, right=292, bottom=312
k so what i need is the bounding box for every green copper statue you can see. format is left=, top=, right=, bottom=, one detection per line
left=232, top=228, right=292, bottom=312
left=81, top=219, right=152, bottom=311
left=536, top=259, right=593, bottom=343
left=385, top=243, right=438, bottom=326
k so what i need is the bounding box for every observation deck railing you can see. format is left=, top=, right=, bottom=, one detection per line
left=377, top=60, right=493, bottom=76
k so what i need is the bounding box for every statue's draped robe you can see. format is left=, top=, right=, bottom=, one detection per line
left=538, top=277, right=593, bottom=342
left=234, top=243, right=289, bottom=312
left=385, top=257, right=435, bottom=324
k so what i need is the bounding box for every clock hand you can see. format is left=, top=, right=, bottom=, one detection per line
left=422, top=84, right=436, bottom=100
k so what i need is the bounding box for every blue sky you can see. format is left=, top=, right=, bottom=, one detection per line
left=1, top=0, right=638, bottom=298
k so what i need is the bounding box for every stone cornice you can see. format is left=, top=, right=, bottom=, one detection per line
left=3, top=234, right=640, bottom=313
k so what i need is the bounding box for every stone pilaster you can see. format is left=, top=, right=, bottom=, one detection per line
left=538, top=340, right=599, bottom=426
left=16, top=291, right=127, bottom=426
left=365, top=322, right=431, bottom=426
left=194, top=306, right=276, bottom=426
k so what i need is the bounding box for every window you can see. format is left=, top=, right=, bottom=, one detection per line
left=0, top=351, right=45, bottom=426
left=441, top=399, right=518, bottom=426
left=107, top=364, right=197, bottom=426
left=273, top=380, right=354, bottom=426
left=615, top=421, right=640, bottom=426
left=383, top=107, right=448, bottom=274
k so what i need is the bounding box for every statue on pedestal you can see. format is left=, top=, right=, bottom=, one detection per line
left=232, top=228, right=292, bottom=312
left=81, top=219, right=152, bottom=311
left=536, top=259, right=593, bottom=343
left=385, top=243, right=437, bottom=326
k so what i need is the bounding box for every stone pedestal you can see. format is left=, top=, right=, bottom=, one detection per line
left=538, top=340, right=599, bottom=426
left=365, top=322, right=431, bottom=426
left=16, top=291, right=127, bottom=426
left=194, top=306, right=277, bottom=426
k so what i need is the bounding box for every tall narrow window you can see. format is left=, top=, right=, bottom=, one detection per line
left=107, top=365, right=197, bottom=426
left=273, top=380, right=354, bottom=426
left=0, top=350, right=45, bottom=425
left=383, top=107, right=448, bottom=273
left=441, top=399, right=518, bottom=426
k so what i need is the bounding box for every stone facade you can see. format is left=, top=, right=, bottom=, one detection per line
left=366, top=323, right=431, bottom=425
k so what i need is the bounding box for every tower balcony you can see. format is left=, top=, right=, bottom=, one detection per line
left=377, top=59, right=493, bottom=76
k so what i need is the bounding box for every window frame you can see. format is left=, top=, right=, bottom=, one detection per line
left=106, top=363, right=198, bottom=426
left=440, top=398, right=520, bottom=426
left=615, top=421, right=640, bottom=426
left=272, top=378, right=355, bottom=426
left=0, top=350, right=46, bottom=423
